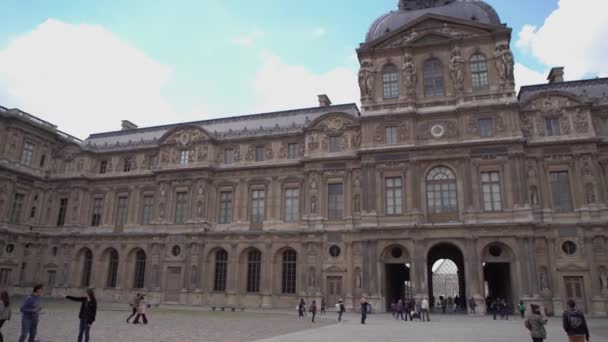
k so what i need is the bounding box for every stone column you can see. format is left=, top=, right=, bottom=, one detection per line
left=517, top=238, right=531, bottom=297
left=585, top=236, right=605, bottom=315
left=411, top=239, right=428, bottom=299
left=546, top=238, right=563, bottom=314
left=227, top=244, right=238, bottom=306
left=261, top=243, right=273, bottom=308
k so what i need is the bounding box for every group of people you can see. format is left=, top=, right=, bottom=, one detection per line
left=390, top=298, right=431, bottom=322
left=435, top=295, right=468, bottom=314
left=487, top=297, right=512, bottom=320
left=524, top=300, right=590, bottom=342
left=126, top=293, right=149, bottom=324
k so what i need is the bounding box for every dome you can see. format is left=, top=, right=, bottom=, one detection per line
left=365, top=0, right=501, bottom=42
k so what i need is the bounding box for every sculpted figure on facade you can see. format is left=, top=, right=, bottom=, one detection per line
left=574, top=110, right=589, bottom=133
left=307, top=133, right=320, bottom=152
left=585, top=183, right=596, bottom=204
left=196, top=144, right=208, bottom=161
left=310, top=196, right=318, bottom=214
left=402, top=53, right=417, bottom=100
left=265, top=145, right=274, bottom=160
left=358, top=60, right=375, bottom=101
left=494, top=43, right=514, bottom=86
left=601, top=268, right=608, bottom=291
left=449, top=46, right=465, bottom=97
left=351, top=129, right=362, bottom=148
left=539, top=268, right=550, bottom=291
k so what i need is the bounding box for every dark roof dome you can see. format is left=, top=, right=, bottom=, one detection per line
left=365, top=0, right=501, bottom=42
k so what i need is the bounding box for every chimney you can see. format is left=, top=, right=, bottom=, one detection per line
left=318, top=94, right=332, bottom=107
left=547, top=67, right=564, bottom=84
left=121, top=120, right=138, bottom=131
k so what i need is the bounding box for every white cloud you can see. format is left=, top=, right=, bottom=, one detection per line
left=0, top=19, right=181, bottom=139
left=312, top=27, right=327, bottom=37
left=232, top=37, right=255, bottom=47
left=515, top=0, right=608, bottom=79
left=515, top=63, right=548, bottom=90
left=253, top=51, right=358, bottom=112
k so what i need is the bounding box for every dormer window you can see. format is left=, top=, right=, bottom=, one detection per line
left=424, top=58, right=444, bottom=97
left=99, top=160, right=108, bottom=174
left=382, top=64, right=399, bottom=99
left=255, top=146, right=265, bottom=162
left=224, top=149, right=234, bottom=164
left=123, top=157, right=134, bottom=172
left=179, top=150, right=190, bottom=165
left=329, top=136, right=342, bottom=152
left=21, top=142, right=35, bottom=166
left=470, top=54, right=489, bottom=90
left=545, top=118, right=561, bottom=136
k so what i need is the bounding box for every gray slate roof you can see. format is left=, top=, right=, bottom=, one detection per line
left=518, top=77, right=608, bottom=104
left=83, top=103, right=360, bottom=152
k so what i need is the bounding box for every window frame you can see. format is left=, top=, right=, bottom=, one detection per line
left=81, top=249, right=93, bottom=287
left=327, top=183, right=344, bottom=220
left=284, top=188, right=300, bottom=222
left=329, top=136, right=342, bottom=153
left=545, top=117, right=561, bottom=136
left=281, top=250, right=297, bottom=294
left=213, top=250, right=228, bottom=292
left=480, top=171, right=503, bottom=212
left=115, top=196, right=129, bottom=227
left=246, top=250, right=261, bottom=293
left=218, top=191, right=233, bottom=224
left=479, top=118, right=494, bottom=138
left=255, top=146, right=265, bottom=162
left=382, top=64, right=399, bottom=99
left=99, top=160, right=108, bottom=174
left=385, top=177, right=403, bottom=215
left=385, top=126, right=398, bottom=145
left=250, top=189, right=265, bottom=224
left=470, top=54, right=489, bottom=90
left=141, top=194, right=154, bottom=225
left=106, top=249, right=119, bottom=288
left=57, top=197, right=68, bottom=226
left=426, top=166, right=458, bottom=217
left=10, top=193, right=25, bottom=224
left=423, top=58, right=445, bottom=97
left=174, top=192, right=188, bottom=224
left=287, top=143, right=299, bottom=159
left=549, top=170, right=574, bottom=212
left=91, top=197, right=103, bottom=226
left=133, top=250, right=146, bottom=289
left=21, top=142, right=35, bottom=166
left=224, top=148, right=234, bottom=164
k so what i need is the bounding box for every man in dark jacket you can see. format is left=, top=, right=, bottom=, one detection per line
left=66, top=289, right=97, bottom=342
left=360, top=297, right=368, bottom=324
left=563, top=300, right=590, bottom=342
left=19, top=284, right=43, bottom=342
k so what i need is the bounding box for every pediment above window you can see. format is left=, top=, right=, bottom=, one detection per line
left=159, top=126, right=210, bottom=147
left=307, top=113, right=359, bottom=133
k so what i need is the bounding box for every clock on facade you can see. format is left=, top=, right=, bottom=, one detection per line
left=430, top=124, right=446, bottom=138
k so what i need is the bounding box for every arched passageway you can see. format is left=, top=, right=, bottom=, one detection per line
left=427, top=243, right=466, bottom=312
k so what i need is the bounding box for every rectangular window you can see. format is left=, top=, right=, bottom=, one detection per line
left=218, top=191, right=233, bottom=224
left=255, top=146, right=265, bottom=162
left=329, top=136, right=341, bottom=153
left=546, top=118, right=561, bottom=136
left=284, top=188, right=300, bottom=222
left=385, top=177, right=403, bottom=215
left=175, top=192, right=188, bottom=224
left=385, top=126, right=398, bottom=145
left=0, top=268, right=11, bottom=286
left=115, top=196, right=128, bottom=227
left=99, top=160, right=108, bottom=174
left=57, top=198, right=68, bottom=226
left=64, top=161, right=72, bottom=175
left=224, top=149, right=234, bottom=164
left=481, top=171, right=502, bottom=211
left=91, top=198, right=103, bottom=226
left=288, top=143, right=299, bottom=159
left=47, top=270, right=56, bottom=288
left=147, top=155, right=158, bottom=170
left=479, top=118, right=494, bottom=138
left=21, top=142, right=35, bottom=166
left=328, top=183, right=344, bottom=220
left=250, top=189, right=265, bottom=223
left=550, top=171, right=573, bottom=212
left=179, top=150, right=190, bottom=165
left=10, top=193, right=25, bottom=223
left=141, top=195, right=154, bottom=224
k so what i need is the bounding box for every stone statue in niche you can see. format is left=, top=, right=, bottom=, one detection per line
left=351, top=129, right=362, bottom=148
left=495, top=43, right=514, bottom=86
left=159, top=202, right=166, bottom=219
left=449, top=46, right=465, bottom=97
left=308, top=268, right=316, bottom=288
left=196, top=200, right=203, bottom=217
left=355, top=268, right=362, bottom=289
left=600, top=268, right=608, bottom=291
left=539, top=268, right=549, bottom=291
left=402, top=53, right=417, bottom=100
left=358, top=60, right=375, bottom=101
left=308, top=133, right=320, bottom=152
left=585, top=183, right=596, bottom=204
left=310, top=196, right=318, bottom=214
left=354, top=194, right=361, bottom=213
left=530, top=186, right=539, bottom=207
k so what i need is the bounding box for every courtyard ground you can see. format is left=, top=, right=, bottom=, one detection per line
left=2, top=298, right=607, bottom=342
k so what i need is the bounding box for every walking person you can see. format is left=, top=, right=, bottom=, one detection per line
left=519, top=300, right=527, bottom=319
left=404, top=298, right=412, bottom=321
left=563, top=299, right=590, bottom=342
left=525, top=304, right=547, bottom=342
left=468, top=297, right=476, bottom=315
left=421, top=297, right=430, bottom=322
left=18, top=284, right=43, bottom=342
left=490, top=298, right=498, bottom=320
left=309, top=300, right=317, bottom=323
left=395, top=299, right=404, bottom=321
left=336, top=299, right=345, bottom=322
left=360, top=297, right=368, bottom=324
left=298, top=298, right=306, bottom=318
left=133, top=295, right=148, bottom=324
left=66, top=289, right=97, bottom=342
left=126, top=293, right=140, bottom=323
left=0, top=291, right=11, bottom=342
left=320, top=298, right=326, bottom=315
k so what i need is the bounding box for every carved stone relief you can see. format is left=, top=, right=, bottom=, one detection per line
left=449, top=46, right=465, bottom=97
left=358, top=60, right=375, bottom=101
left=417, top=120, right=458, bottom=140
left=494, top=43, right=514, bottom=87
left=402, top=53, right=417, bottom=100
left=574, top=110, right=589, bottom=133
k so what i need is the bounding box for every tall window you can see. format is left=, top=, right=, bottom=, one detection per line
left=426, top=167, right=458, bottom=214
left=224, top=149, right=234, bottom=164
left=385, top=126, right=398, bottom=145
left=47, top=270, right=56, bottom=288
left=123, top=158, right=133, bottom=172
left=10, top=193, right=25, bottom=223
left=255, top=146, right=265, bottom=162
left=385, top=177, right=403, bottom=215
left=329, top=136, right=341, bottom=153
left=219, top=191, right=233, bottom=224
left=281, top=250, right=297, bottom=294
left=424, top=59, right=445, bottom=97
left=64, top=161, right=72, bottom=175
left=57, top=198, right=68, bottom=226
left=288, top=143, right=299, bottom=159
left=550, top=171, right=573, bottom=212
left=328, top=183, right=344, bottom=220
left=141, top=195, right=154, bottom=224
left=214, top=250, right=228, bottom=292
left=21, top=142, right=35, bottom=166
left=179, top=150, right=190, bottom=165
left=284, top=188, right=300, bottom=222
left=107, top=249, right=119, bottom=288
left=481, top=171, right=502, bottom=211
left=133, top=250, right=146, bottom=289
left=0, top=269, right=10, bottom=286
left=91, top=198, right=103, bottom=226
left=99, top=160, right=108, bottom=174
left=81, top=249, right=93, bottom=287
left=546, top=118, right=561, bottom=136
left=147, top=155, right=158, bottom=170
left=39, top=155, right=46, bottom=168
left=470, top=54, right=489, bottom=90
left=382, top=64, right=399, bottom=99
left=175, top=192, right=188, bottom=224
left=250, top=189, right=265, bottom=223
left=115, top=196, right=128, bottom=227
left=246, top=250, right=261, bottom=293
left=479, top=118, right=494, bottom=138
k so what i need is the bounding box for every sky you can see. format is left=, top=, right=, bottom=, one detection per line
left=0, top=0, right=607, bottom=139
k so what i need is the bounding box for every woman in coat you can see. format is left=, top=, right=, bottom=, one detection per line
left=0, top=290, right=11, bottom=342
left=66, top=289, right=97, bottom=342
left=133, top=295, right=148, bottom=324
left=525, top=304, right=547, bottom=342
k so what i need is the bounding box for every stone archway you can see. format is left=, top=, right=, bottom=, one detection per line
left=481, top=242, right=516, bottom=311
left=427, top=243, right=466, bottom=313
left=380, top=244, right=411, bottom=311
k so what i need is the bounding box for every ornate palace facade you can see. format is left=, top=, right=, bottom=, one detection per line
left=1, top=0, right=608, bottom=315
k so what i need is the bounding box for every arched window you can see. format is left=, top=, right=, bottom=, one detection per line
left=214, top=249, right=228, bottom=292
left=470, top=54, right=489, bottom=90
left=423, top=59, right=445, bottom=97
left=382, top=64, right=399, bottom=99
left=246, top=250, right=261, bottom=293
left=133, top=250, right=146, bottom=289
left=281, top=250, right=297, bottom=294
left=81, top=249, right=93, bottom=287
left=106, top=249, right=119, bottom=288
left=426, top=167, right=458, bottom=214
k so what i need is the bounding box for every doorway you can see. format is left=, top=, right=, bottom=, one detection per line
left=165, top=267, right=182, bottom=302
left=385, top=263, right=411, bottom=311
left=427, top=243, right=466, bottom=312
left=564, top=276, right=586, bottom=313
left=327, top=276, right=343, bottom=307
left=483, top=263, right=512, bottom=304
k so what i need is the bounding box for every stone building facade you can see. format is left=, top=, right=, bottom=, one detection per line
left=1, top=0, right=608, bottom=315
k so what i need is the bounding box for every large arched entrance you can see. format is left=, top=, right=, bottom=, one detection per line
left=427, top=243, right=465, bottom=312
left=481, top=242, right=515, bottom=310
left=382, top=244, right=411, bottom=311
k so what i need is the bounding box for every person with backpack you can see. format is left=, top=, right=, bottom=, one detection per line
left=309, top=300, right=317, bottom=323
left=518, top=300, right=527, bottom=319
left=563, top=299, right=590, bottom=342
left=18, top=284, right=43, bottom=342
left=66, top=289, right=97, bottom=342
left=525, top=304, right=547, bottom=342
left=0, top=290, right=11, bottom=342
left=336, top=299, right=345, bottom=322
left=298, top=298, right=306, bottom=318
